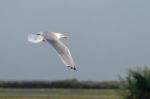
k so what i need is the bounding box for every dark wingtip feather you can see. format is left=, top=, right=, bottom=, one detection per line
left=67, top=66, right=77, bottom=71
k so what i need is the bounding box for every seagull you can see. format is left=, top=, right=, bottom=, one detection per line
left=28, top=32, right=76, bottom=70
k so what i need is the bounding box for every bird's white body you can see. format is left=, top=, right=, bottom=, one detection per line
left=28, top=32, right=76, bottom=70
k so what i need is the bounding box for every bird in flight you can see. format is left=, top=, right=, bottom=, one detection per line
left=28, top=32, right=76, bottom=70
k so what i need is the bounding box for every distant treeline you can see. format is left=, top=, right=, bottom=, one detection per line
left=0, top=79, right=122, bottom=89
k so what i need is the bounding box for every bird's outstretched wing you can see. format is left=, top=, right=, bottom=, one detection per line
left=47, top=40, right=76, bottom=70
left=28, top=34, right=44, bottom=43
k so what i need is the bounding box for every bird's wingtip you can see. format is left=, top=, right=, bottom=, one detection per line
left=67, top=66, right=77, bottom=71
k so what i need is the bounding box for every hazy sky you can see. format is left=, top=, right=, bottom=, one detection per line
left=0, top=0, right=150, bottom=81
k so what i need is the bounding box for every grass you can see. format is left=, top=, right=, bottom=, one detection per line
left=0, top=89, right=122, bottom=99
left=0, top=96, right=121, bottom=99
left=0, top=88, right=120, bottom=95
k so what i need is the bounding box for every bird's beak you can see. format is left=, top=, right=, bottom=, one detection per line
left=42, top=39, right=46, bottom=42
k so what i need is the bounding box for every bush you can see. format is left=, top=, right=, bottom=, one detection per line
left=120, top=67, right=150, bottom=99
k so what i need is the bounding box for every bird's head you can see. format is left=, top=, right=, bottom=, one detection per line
left=28, top=32, right=45, bottom=43
left=36, top=32, right=44, bottom=36
left=36, top=32, right=46, bottom=42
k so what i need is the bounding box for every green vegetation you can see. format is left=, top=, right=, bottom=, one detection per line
left=2, top=67, right=150, bottom=99
left=0, top=89, right=119, bottom=95
left=0, top=96, right=121, bottom=99
left=0, top=79, right=122, bottom=99
left=0, top=89, right=121, bottom=99
left=0, top=79, right=121, bottom=89
left=120, top=66, right=150, bottom=99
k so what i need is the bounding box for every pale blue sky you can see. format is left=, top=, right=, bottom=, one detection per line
left=0, top=0, right=150, bottom=81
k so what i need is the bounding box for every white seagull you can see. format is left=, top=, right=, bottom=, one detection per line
left=28, top=32, right=76, bottom=70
